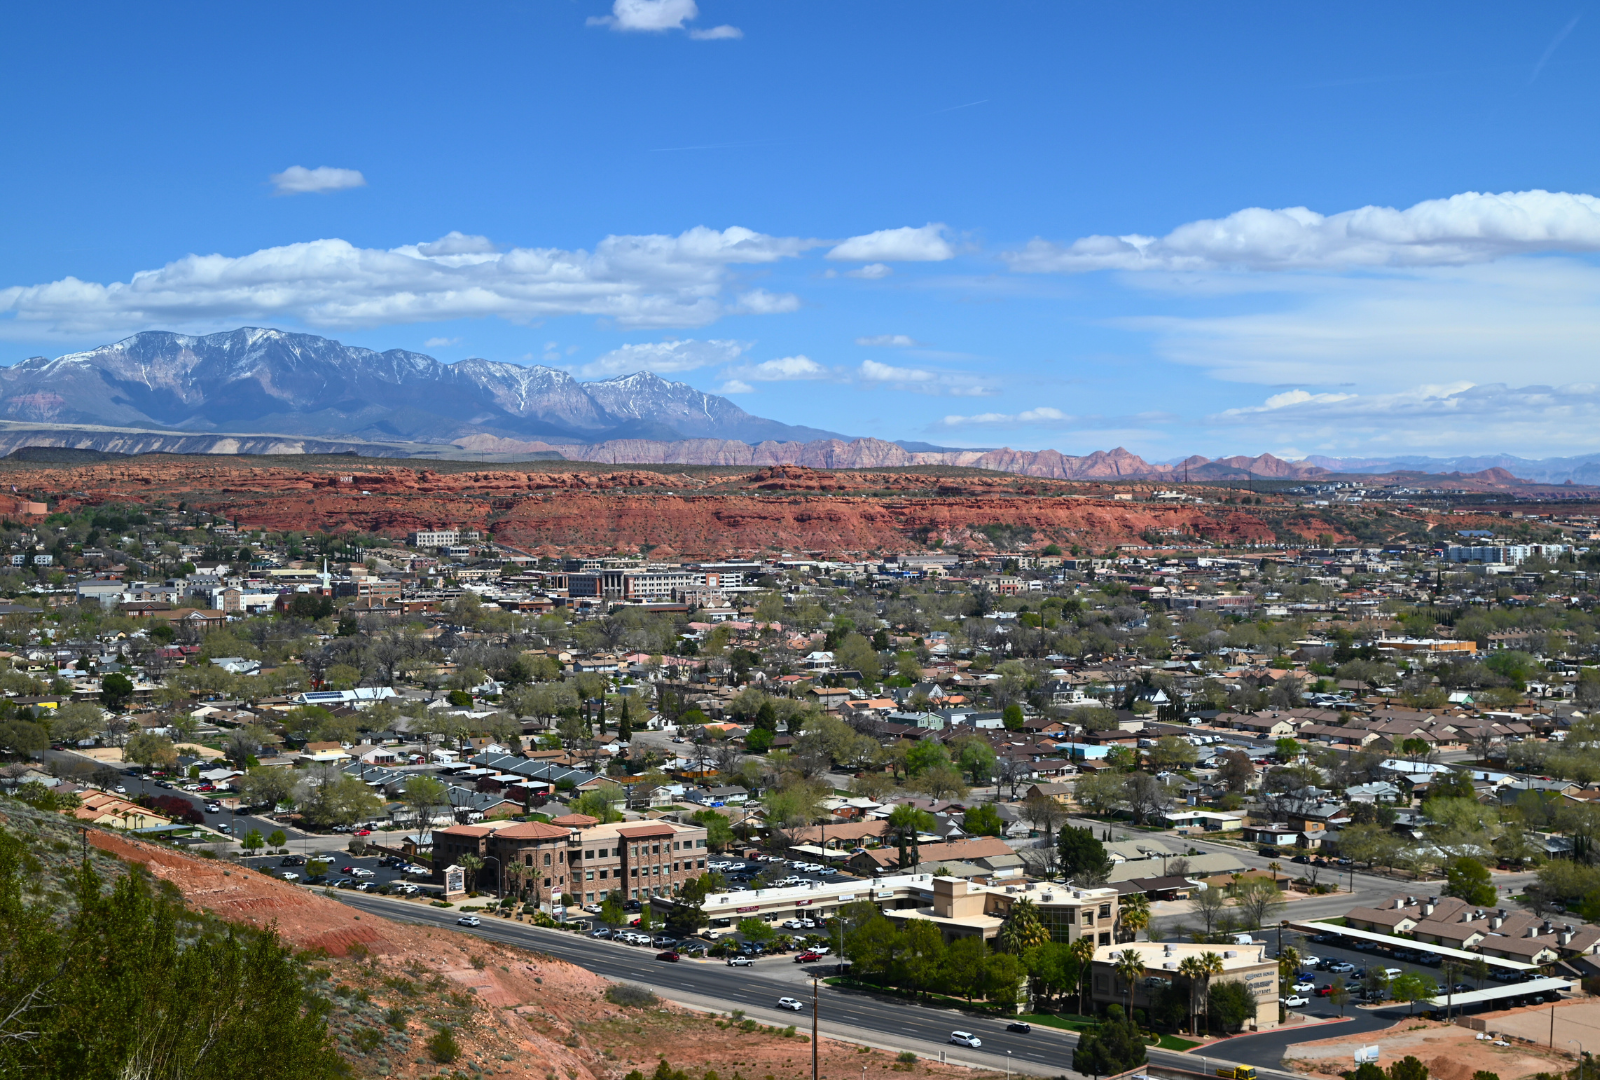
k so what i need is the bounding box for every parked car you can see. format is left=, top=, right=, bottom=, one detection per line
left=1005, top=1022, right=1032, bottom=1034
left=1281, top=995, right=1309, bottom=1008
left=457, top=915, right=481, bottom=927
left=795, top=951, right=823, bottom=963
left=949, top=1032, right=982, bottom=1048
left=1315, top=986, right=1335, bottom=997
left=1452, top=983, right=1474, bottom=993
left=1292, top=981, right=1315, bottom=993
left=590, top=928, right=612, bottom=939
left=204, top=802, right=221, bottom=813
left=777, top=997, right=805, bottom=1012
left=1300, top=955, right=1321, bottom=967
left=280, top=855, right=306, bottom=866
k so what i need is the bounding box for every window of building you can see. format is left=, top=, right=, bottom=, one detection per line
left=599, top=869, right=607, bottom=879
left=543, top=853, right=551, bottom=866
left=586, top=871, right=594, bottom=881
left=524, top=854, right=533, bottom=866
left=1083, top=911, right=1094, bottom=925
left=1098, top=932, right=1110, bottom=946
left=1099, top=904, right=1111, bottom=919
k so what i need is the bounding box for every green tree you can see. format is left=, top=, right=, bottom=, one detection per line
left=1387, top=1056, right=1430, bottom=1080
left=667, top=872, right=725, bottom=937
left=887, top=805, right=936, bottom=868
left=833, top=633, right=881, bottom=682
left=573, top=787, right=624, bottom=823
left=267, top=829, right=287, bottom=848
left=997, top=896, right=1050, bottom=954
left=99, top=671, right=135, bottom=711
left=1391, top=971, right=1438, bottom=1015
left=1206, top=979, right=1257, bottom=1033
left=294, top=767, right=383, bottom=829
left=1057, top=825, right=1113, bottom=885
left=904, top=740, right=951, bottom=776
left=1002, top=703, right=1025, bottom=731
left=689, top=809, right=736, bottom=852
left=0, top=827, right=346, bottom=1077
left=1073, top=1004, right=1146, bottom=1078
left=953, top=737, right=997, bottom=786
left=124, top=732, right=178, bottom=772
left=1444, top=857, right=1498, bottom=906
left=241, top=829, right=265, bottom=854
left=963, top=803, right=1004, bottom=837
left=237, top=766, right=298, bottom=812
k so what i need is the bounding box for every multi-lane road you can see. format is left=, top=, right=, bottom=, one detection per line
left=330, top=890, right=1366, bottom=1080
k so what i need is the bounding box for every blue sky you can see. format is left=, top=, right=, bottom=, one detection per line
left=5, top=2, right=1600, bottom=460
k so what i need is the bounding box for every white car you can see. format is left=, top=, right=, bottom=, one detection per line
left=394, top=883, right=419, bottom=895
left=405, top=865, right=431, bottom=876
left=777, top=997, right=805, bottom=1012
left=1292, top=981, right=1315, bottom=993
left=1281, top=994, right=1309, bottom=1008
left=1301, top=955, right=1321, bottom=967
left=949, top=1032, right=982, bottom=1048
left=726, top=956, right=754, bottom=967
left=280, top=872, right=299, bottom=881
left=457, top=915, right=481, bottom=927
left=350, top=868, right=375, bottom=879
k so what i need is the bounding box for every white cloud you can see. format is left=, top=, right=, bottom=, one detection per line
left=417, top=231, right=497, bottom=256
left=269, top=166, right=367, bottom=196
left=847, top=263, right=893, bottom=279
left=856, top=334, right=918, bottom=347
left=588, top=0, right=741, bottom=38
left=728, top=355, right=829, bottom=381
left=423, top=336, right=460, bottom=349
left=716, top=379, right=754, bottom=394
left=1121, top=258, right=1600, bottom=388
left=578, top=338, right=749, bottom=378
left=859, top=359, right=935, bottom=383
left=941, top=406, right=1068, bottom=426
left=1204, top=380, right=1600, bottom=455
left=1007, top=189, right=1600, bottom=273
left=828, top=223, right=954, bottom=262
left=0, top=226, right=817, bottom=335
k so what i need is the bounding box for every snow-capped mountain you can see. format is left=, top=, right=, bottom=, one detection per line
left=0, top=328, right=847, bottom=444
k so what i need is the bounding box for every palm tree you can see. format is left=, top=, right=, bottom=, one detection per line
left=999, top=897, right=1050, bottom=955
left=1197, top=951, right=1224, bottom=1037
left=1177, top=955, right=1207, bottom=1036
left=1267, top=860, right=1282, bottom=884
left=1069, top=937, right=1095, bottom=1017
left=458, top=852, right=484, bottom=893
left=1117, top=893, right=1150, bottom=943
left=1113, top=948, right=1146, bottom=1020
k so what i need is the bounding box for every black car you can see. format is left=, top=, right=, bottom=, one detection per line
left=280, top=854, right=306, bottom=866
left=1005, top=1022, right=1032, bottom=1034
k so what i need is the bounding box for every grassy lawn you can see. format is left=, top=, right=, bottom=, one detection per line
left=823, top=978, right=1009, bottom=1015
left=1016, top=1013, right=1097, bottom=1033
left=1157, top=1034, right=1200, bottom=1051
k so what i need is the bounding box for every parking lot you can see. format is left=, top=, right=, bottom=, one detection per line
left=239, top=851, right=433, bottom=894
left=1265, top=928, right=1562, bottom=1017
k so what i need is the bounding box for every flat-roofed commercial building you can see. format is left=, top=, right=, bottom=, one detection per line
left=1091, top=941, right=1279, bottom=1032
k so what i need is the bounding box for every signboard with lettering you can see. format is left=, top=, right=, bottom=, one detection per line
left=1355, top=1047, right=1380, bottom=1065
left=443, top=864, right=466, bottom=896
left=737, top=905, right=758, bottom=913
left=795, top=899, right=813, bottom=907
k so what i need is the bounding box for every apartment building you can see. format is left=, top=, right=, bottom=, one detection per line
left=433, top=817, right=710, bottom=906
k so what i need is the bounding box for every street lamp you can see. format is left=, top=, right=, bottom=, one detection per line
left=1572, top=1040, right=1585, bottom=1080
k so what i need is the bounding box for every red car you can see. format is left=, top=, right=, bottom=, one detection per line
left=794, top=951, right=823, bottom=963
left=355, top=829, right=372, bottom=837
left=1315, top=985, right=1335, bottom=997
left=340, top=866, right=355, bottom=874
left=655, top=951, right=679, bottom=963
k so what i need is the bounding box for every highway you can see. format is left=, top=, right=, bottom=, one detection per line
left=330, top=890, right=1315, bottom=1080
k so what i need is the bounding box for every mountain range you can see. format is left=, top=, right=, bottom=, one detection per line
left=4, top=327, right=1597, bottom=486
left=0, top=328, right=846, bottom=445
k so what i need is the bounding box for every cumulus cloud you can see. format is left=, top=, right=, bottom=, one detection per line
left=828, top=223, right=954, bottom=262
left=716, top=379, right=754, bottom=394
left=0, top=226, right=814, bottom=335
left=588, top=0, right=740, bottom=38
left=859, top=359, right=936, bottom=383
left=269, top=166, right=367, bottom=195
left=855, top=334, right=919, bottom=347
left=940, top=406, right=1068, bottom=426
left=726, top=355, right=829, bottom=382
left=423, top=336, right=461, bottom=349
left=846, top=263, right=893, bottom=279
left=577, top=338, right=749, bottom=378
left=1007, top=190, right=1600, bottom=273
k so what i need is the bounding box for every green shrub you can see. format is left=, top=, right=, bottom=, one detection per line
left=605, top=984, right=658, bottom=1008
left=427, top=1025, right=460, bottom=1063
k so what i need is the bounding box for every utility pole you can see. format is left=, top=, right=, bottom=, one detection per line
left=806, top=972, right=819, bottom=1080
